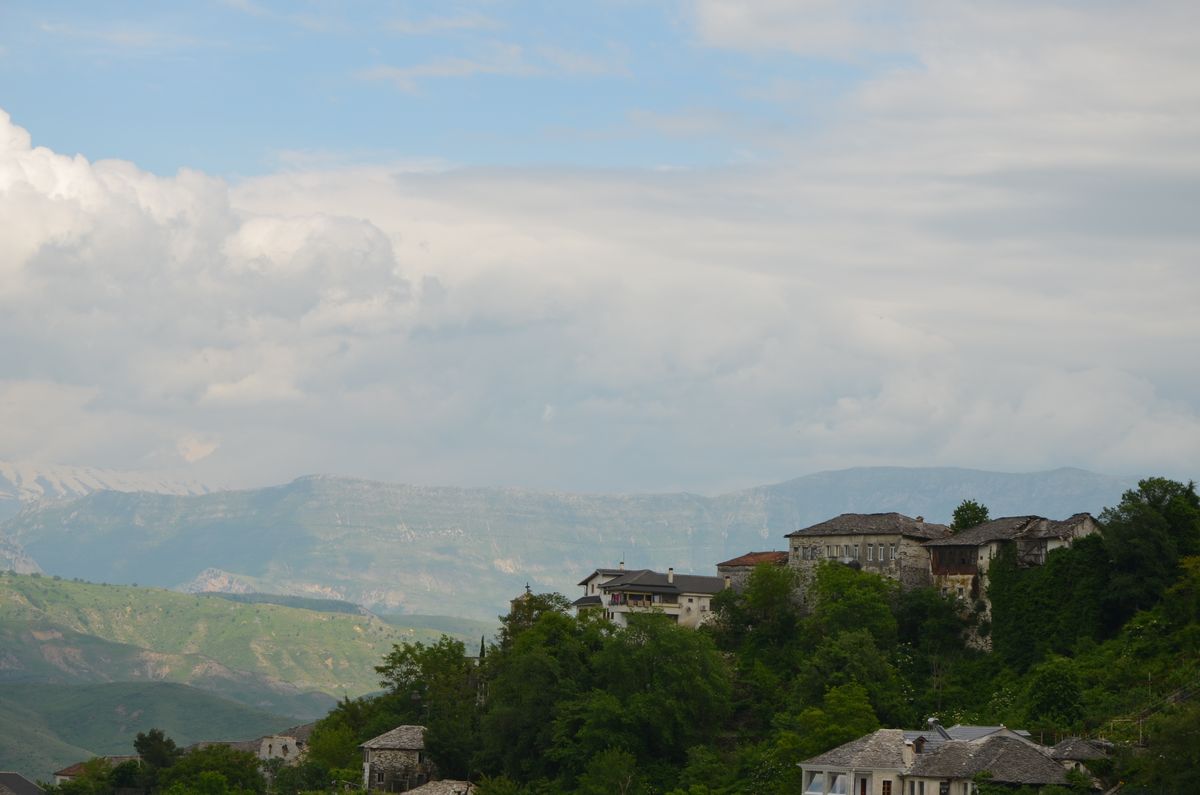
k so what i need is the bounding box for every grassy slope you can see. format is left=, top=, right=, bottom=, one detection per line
left=0, top=574, right=453, bottom=705
left=0, top=681, right=293, bottom=782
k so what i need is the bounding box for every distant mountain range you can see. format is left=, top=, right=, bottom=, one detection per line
left=0, top=466, right=1135, bottom=619
left=0, top=460, right=213, bottom=520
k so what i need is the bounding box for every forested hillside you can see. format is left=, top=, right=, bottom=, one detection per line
left=271, top=477, right=1197, bottom=795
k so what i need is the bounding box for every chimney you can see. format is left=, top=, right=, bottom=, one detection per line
left=916, top=516, right=925, bottom=523
left=668, top=567, right=674, bottom=584
left=619, top=560, right=625, bottom=571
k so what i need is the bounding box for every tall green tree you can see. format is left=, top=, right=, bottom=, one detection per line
left=550, top=614, right=732, bottom=779
left=477, top=610, right=606, bottom=781
left=160, top=745, right=264, bottom=794
left=805, top=562, right=899, bottom=649
left=376, top=636, right=480, bottom=778
left=498, top=591, right=573, bottom=648
left=1101, top=477, right=1200, bottom=624
left=952, top=499, right=990, bottom=532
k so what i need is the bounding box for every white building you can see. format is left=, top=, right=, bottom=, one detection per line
left=575, top=565, right=725, bottom=628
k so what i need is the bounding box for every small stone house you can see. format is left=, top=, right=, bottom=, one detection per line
left=361, top=725, right=432, bottom=792
left=715, top=550, right=789, bottom=592
left=1050, top=737, right=1110, bottom=779
left=786, top=513, right=952, bottom=595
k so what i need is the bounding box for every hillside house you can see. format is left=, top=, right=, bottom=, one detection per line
left=572, top=566, right=628, bottom=612
left=799, top=722, right=1070, bottom=795
left=786, top=513, right=952, bottom=593
left=924, top=514, right=1097, bottom=605
left=584, top=567, right=725, bottom=628
left=715, top=550, right=789, bottom=591
left=361, top=725, right=432, bottom=792
left=53, top=757, right=139, bottom=785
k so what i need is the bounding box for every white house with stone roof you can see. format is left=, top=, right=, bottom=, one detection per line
left=799, top=722, right=1069, bottom=795
left=575, top=565, right=725, bottom=628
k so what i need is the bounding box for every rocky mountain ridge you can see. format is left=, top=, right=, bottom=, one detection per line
left=0, top=466, right=1134, bottom=619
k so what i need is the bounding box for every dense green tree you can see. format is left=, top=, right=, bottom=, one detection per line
left=575, top=748, right=645, bottom=795
left=550, top=614, right=732, bottom=779
left=498, top=590, right=573, bottom=648
left=375, top=636, right=480, bottom=778
left=1101, top=477, right=1200, bottom=625
left=796, top=629, right=913, bottom=726
left=952, top=499, right=990, bottom=532
left=476, top=610, right=606, bottom=781
left=1023, top=656, right=1083, bottom=732
left=779, top=682, right=880, bottom=760
left=134, top=728, right=181, bottom=769
left=159, top=745, right=264, bottom=794
left=805, top=562, right=899, bottom=649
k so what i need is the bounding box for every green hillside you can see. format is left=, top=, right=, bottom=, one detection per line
left=0, top=574, right=453, bottom=715
left=0, top=681, right=293, bottom=783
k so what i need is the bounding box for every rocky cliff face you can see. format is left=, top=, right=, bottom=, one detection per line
left=0, top=466, right=1131, bottom=619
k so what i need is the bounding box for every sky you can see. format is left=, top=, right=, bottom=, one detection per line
left=0, top=0, right=1198, bottom=494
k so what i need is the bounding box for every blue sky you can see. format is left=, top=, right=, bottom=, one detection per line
left=1, top=1, right=1198, bottom=493
left=0, top=1, right=875, bottom=175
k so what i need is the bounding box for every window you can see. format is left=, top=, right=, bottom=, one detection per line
left=853, top=544, right=860, bottom=559
left=829, top=773, right=847, bottom=795
left=882, top=783, right=892, bottom=795
left=956, top=586, right=965, bottom=599
left=918, top=782, right=925, bottom=795
left=804, top=772, right=825, bottom=795
left=889, top=543, right=897, bottom=560
left=827, top=545, right=832, bottom=557
left=908, top=782, right=915, bottom=795
left=867, top=543, right=875, bottom=561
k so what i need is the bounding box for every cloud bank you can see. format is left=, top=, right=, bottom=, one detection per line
left=1, top=0, right=1198, bottom=491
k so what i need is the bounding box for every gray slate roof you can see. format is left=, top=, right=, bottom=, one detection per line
left=786, top=513, right=951, bottom=541
left=801, top=728, right=909, bottom=769
left=361, top=725, right=426, bottom=750
left=1051, top=737, right=1109, bottom=761
left=572, top=594, right=602, bottom=607
left=924, top=516, right=1041, bottom=547
left=0, top=772, right=44, bottom=795
left=907, top=736, right=1066, bottom=786
left=599, top=569, right=725, bottom=596
left=576, top=568, right=626, bottom=586
left=945, top=724, right=1033, bottom=742
left=924, top=514, right=1095, bottom=547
